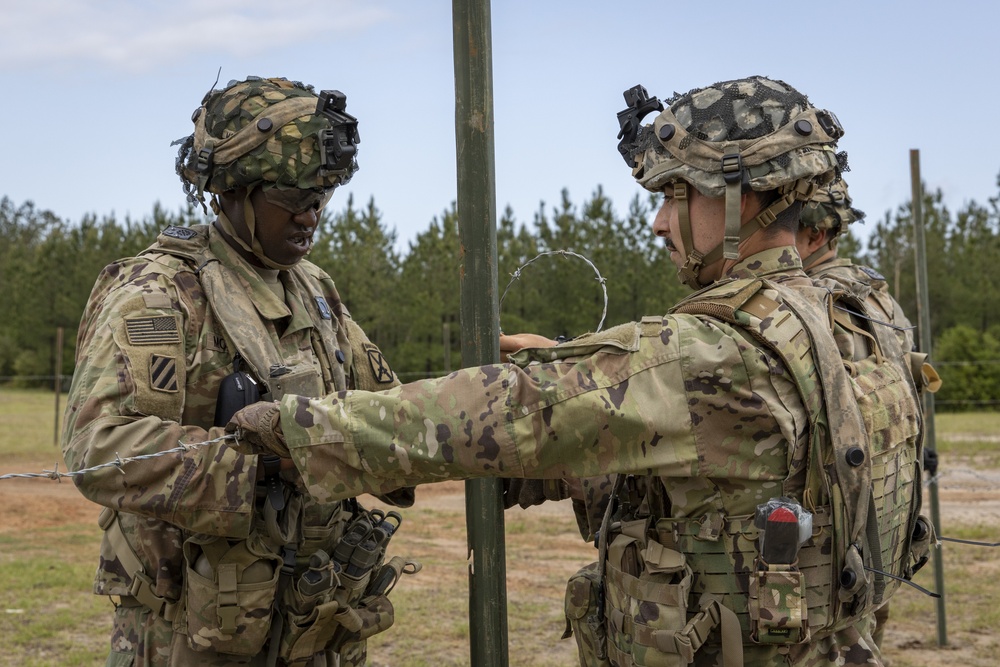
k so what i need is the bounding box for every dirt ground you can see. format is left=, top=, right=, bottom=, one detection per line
left=2, top=454, right=998, bottom=666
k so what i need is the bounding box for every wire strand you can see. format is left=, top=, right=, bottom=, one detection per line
left=0, top=434, right=237, bottom=482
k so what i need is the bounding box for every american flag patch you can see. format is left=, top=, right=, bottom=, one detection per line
left=149, top=354, right=179, bottom=392
left=125, top=316, right=180, bottom=345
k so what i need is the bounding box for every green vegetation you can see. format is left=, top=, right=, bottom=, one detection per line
left=5, top=182, right=998, bottom=409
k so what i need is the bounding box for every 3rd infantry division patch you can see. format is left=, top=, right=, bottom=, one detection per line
left=150, top=354, right=179, bottom=392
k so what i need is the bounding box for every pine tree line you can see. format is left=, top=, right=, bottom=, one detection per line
left=2, top=181, right=998, bottom=408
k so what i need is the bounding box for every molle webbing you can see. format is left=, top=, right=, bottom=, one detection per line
left=654, top=509, right=835, bottom=644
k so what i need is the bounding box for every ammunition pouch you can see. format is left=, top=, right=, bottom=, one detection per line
left=601, top=517, right=745, bottom=667
left=274, top=506, right=419, bottom=667
left=277, top=555, right=414, bottom=666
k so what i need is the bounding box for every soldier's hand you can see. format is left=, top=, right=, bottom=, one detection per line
left=502, top=478, right=572, bottom=509
left=500, top=333, right=558, bottom=355
left=225, top=401, right=289, bottom=458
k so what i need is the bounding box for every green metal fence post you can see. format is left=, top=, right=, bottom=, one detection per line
left=452, top=0, right=509, bottom=664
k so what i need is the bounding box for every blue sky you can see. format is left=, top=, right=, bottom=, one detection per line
left=3, top=1, right=998, bottom=254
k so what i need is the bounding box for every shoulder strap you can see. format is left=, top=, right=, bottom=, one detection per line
left=97, top=507, right=180, bottom=621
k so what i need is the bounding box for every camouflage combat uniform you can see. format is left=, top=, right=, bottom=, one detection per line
left=226, top=76, right=928, bottom=667
left=247, top=245, right=915, bottom=666
left=62, top=223, right=400, bottom=666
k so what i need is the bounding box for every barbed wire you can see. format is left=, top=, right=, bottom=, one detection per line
left=499, top=250, right=609, bottom=334
left=0, top=434, right=236, bottom=482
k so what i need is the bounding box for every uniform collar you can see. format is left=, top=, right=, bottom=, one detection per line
left=207, top=223, right=291, bottom=321
left=724, top=245, right=804, bottom=280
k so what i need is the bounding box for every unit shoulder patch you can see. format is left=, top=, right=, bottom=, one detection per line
left=859, top=265, right=885, bottom=281
left=149, top=354, right=179, bottom=392
left=364, top=344, right=394, bottom=384
left=162, top=226, right=198, bottom=240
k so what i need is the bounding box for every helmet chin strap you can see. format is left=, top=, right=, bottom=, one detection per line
left=673, top=182, right=708, bottom=290
left=681, top=178, right=817, bottom=287
left=215, top=188, right=298, bottom=271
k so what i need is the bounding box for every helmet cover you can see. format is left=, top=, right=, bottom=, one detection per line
left=174, top=76, right=359, bottom=206
left=627, top=76, right=843, bottom=198
left=801, top=177, right=865, bottom=234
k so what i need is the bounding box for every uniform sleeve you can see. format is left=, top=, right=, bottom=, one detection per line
left=279, top=318, right=702, bottom=502
left=61, top=261, right=257, bottom=537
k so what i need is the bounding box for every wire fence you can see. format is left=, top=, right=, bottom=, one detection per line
left=0, top=435, right=234, bottom=482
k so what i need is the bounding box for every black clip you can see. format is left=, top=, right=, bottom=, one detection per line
left=721, top=153, right=743, bottom=185
left=316, top=89, right=360, bottom=173
left=616, top=84, right=663, bottom=167
left=194, top=147, right=214, bottom=174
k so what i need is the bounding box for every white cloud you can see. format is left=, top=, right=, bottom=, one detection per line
left=0, top=0, right=392, bottom=72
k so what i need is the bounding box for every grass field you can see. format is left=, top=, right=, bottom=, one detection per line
left=1, top=387, right=999, bottom=666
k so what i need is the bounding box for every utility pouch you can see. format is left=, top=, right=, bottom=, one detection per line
left=604, top=533, right=694, bottom=667
left=280, top=598, right=345, bottom=665
left=748, top=561, right=809, bottom=645
left=182, top=534, right=281, bottom=656
left=563, top=561, right=611, bottom=667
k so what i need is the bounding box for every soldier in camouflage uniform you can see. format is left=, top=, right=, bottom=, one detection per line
left=796, top=179, right=941, bottom=660
left=62, top=77, right=414, bottom=667
left=228, top=77, right=931, bottom=666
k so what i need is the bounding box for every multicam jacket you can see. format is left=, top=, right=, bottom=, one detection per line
left=271, top=246, right=923, bottom=667
left=62, top=224, right=400, bottom=666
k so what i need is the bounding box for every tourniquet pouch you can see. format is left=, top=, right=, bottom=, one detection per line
left=182, top=533, right=281, bottom=655
left=604, top=532, right=693, bottom=667
left=747, top=562, right=808, bottom=645
left=563, top=561, right=612, bottom=667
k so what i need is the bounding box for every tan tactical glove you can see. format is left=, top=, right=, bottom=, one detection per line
left=225, top=401, right=289, bottom=458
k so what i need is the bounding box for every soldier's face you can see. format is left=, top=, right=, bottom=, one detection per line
left=225, top=187, right=323, bottom=267
left=652, top=184, right=728, bottom=280
left=250, top=187, right=323, bottom=266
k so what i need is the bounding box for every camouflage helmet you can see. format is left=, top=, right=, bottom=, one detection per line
left=615, top=76, right=845, bottom=288
left=174, top=76, right=359, bottom=206
left=622, top=76, right=843, bottom=197
left=801, top=177, right=865, bottom=235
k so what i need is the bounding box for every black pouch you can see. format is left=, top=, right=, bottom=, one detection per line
left=214, top=354, right=261, bottom=427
